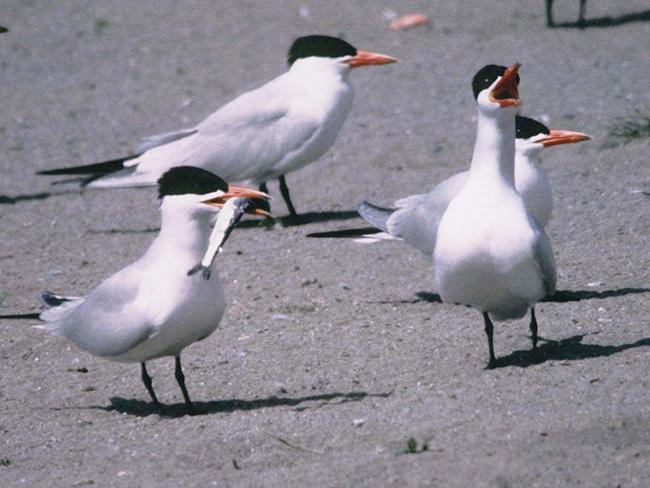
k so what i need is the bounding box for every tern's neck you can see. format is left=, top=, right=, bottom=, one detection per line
left=469, top=109, right=517, bottom=187
left=524, top=150, right=543, bottom=169
left=153, top=204, right=212, bottom=259
left=289, top=58, right=351, bottom=87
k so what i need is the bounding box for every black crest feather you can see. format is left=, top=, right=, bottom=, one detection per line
left=472, top=64, right=520, bottom=100
left=288, top=35, right=356, bottom=66
left=516, top=116, right=549, bottom=140
left=157, top=166, right=228, bottom=199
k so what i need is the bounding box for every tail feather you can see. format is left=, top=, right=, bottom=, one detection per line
left=357, top=201, right=394, bottom=233
left=36, top=154, right=140, bottom=177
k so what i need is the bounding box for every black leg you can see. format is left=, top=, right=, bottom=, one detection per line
left=141, top=362, right=160, bottom=405
left=483, top=312, right=497, bottom=368
left=278, top=175, right=298, bottom=218
left=174, top=355, right=194, bottom=411
left=259, top=182, right=269, bottom=194
left=529, top=307, right=538, bottom=350
left=578, top=0, right=586, bottom=29
left=545, top=0, right=555, bottom=27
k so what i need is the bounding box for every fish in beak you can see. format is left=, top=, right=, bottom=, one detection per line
left=190, top=190, right=273, bottom=279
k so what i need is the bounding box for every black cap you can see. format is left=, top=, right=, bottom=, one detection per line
left=157, top=166, right=228, bottom=199
left=516, top=116, right=549, bottom=140
left=472, top=64, right=520, bottom=100
left=288, top=35, right=357, bottom=66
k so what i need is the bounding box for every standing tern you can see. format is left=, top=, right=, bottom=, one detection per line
left=347, top=114, right=590, bottom=254
left=35, top=167, right=271, bottom=410
left=433, top=63, right=557, bottom=368
left=37, top=35, right=397, bottom=218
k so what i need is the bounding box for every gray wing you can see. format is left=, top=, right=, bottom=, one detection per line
left=129, top=74, right=320, bottom=183
left=52, top=262, right=157, bottom=358
left=387, top=171, right=469, bottom=257
left=357, top=202, right=394, bottom=233
left=137, top=128, right=198, bottom=152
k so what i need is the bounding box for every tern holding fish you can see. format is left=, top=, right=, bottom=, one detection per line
left=35, top=167, right=271, bottom=411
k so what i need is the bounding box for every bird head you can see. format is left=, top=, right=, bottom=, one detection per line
left=515, top=115, right=591, bottom=157
left=157, top=166, right=272, bottom=220
left=287, top=35, right=397, bottom=72
left=473, top=63, right=522, bottom=114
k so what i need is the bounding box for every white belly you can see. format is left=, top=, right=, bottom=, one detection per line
left=434, top=192, right=545, bottom=320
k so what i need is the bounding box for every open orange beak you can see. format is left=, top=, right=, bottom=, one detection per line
left=541, top=129, right=592, bottom=148
left=344, top=50, right=398, bottom=68
left=490, top=63, right=521, bottom=108
left=201, top=186, right=273, bottom=218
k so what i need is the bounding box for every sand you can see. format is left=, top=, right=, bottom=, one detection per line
left=1, top=1, right=649, bottom=486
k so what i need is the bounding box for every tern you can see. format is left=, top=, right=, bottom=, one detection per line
left=37, top=35, right=397, bottom=218
left=433, top=63, right=557, bottom=368
left=346, top=114, right=590, bottom=254
left=35, top=167, right=271, bottom=410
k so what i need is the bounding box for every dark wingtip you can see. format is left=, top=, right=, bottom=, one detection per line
left=41, top=290, right=71, bottom=307
left=36, top=155, right=137, bottom=176
left=307, top=227, right=382, bottom=238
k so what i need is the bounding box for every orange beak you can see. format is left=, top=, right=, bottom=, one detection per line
left=541, top=129, right=592, bottom=148
left=490, top=63, right=521, bottom=108
left=344, top=50, right=398, bottom=68
left=201, top=186, right=273, bottom=218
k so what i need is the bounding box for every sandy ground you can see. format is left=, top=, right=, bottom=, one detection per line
left=1, top=1, right=649, bottom=486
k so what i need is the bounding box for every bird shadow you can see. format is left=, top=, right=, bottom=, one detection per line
left=238, top=210, right=360, bottom=228
left=87, top=227, right=161, bottom=235
left=493, top=334, right=650, bottom=369
left=0, top=189, right=85, bottom=205
left=96, top=390, right=392, bottom=418
left=551, top=9, right=650, bottom=28
left=542, top=287, right=650, bottom=303
left=87, top=210, right=360, bottom=234
left=367, top=291, right=443, bottom=305
left=401, top=287, right=650, bottom=305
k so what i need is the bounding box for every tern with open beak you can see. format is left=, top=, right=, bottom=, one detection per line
left=433, top=63, right=557, bottom=367
left=35, top=166, right=271, bottom=411
left=310, top=64, right=557, bottom=366
left=310, top=65, right=589, bottom=253
left=37, top=35, right=397, bottom=219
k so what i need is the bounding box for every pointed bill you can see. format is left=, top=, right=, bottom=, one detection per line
left=344, top=50, right=398, bottom=68
left=541, top=129, right=592, bottom=147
